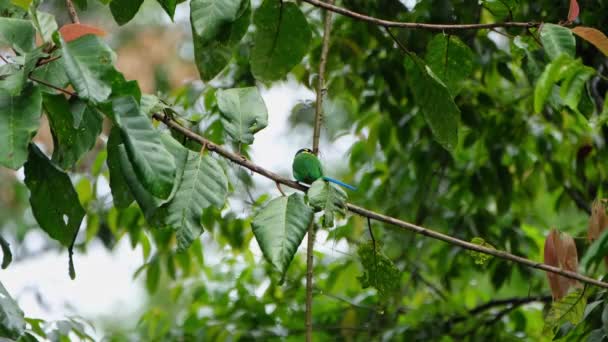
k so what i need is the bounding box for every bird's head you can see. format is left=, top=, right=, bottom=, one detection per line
left=296, top=148, right=313, bottom=156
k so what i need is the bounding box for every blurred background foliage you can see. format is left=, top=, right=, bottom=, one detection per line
left=1, top=0, right=608, bottom=341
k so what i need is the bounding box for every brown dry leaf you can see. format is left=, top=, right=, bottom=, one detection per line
left=59, top=23, right=106, bottom=43
left=544, top=229, right=580, bottom=300
left=571, top=26, right=608, bottom=56
left=588, top=199, right=608, bottom=266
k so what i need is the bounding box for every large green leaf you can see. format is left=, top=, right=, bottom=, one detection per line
left=56, top=33, right=117, bottom=103
left=24, top=144, right=85, bottom=247
left=110, top=0, right=144, bottom=25
left=0, top=281, right=25, bottom=340
left=30, top=10, right=57, bottom=43
left=111, top=96, right=176, bottom=199
left=191, top=0, right=250, bottom=81
left=30, top=50, right=69, bottom=94
left=0, top=46, right=45, bottom=96
left=533, top=54, right=577, bottom=113
left=560, top=64, right=595, bottom=111
left=43, top=94, right=103, bottom=169
left=307, top=179, right=347, bottom=228
left=216, top=87, right=268, bottom=144
left=0, top=18, right=35, bottom=53
left=106, top=127, right=134, bottom=208
left=161, top=151, right=228, bottom=251
left=540, top=24, right=575, bottom=61
left=156, top=0, right=177, bottom=20
left=0, top=84, right=42, bottom=170
left=250, top=0, right=311, bottom=81
left=544, top=288, right=587, bottom=333
left=405, top=54, right=460, bottom=152
left=251, top=193, right=313, bottom=278
left=425, top=34, right=473, bottom=96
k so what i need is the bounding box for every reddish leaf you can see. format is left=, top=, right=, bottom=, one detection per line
left=544, top=229, right=580, bottom=300
left=58, top=23, right=106, bottom=43
left=588, top=200, right=608, bottom=266
left=568, top=0, right=579, bottom=22
left=572, top=26, right=608, bottom=56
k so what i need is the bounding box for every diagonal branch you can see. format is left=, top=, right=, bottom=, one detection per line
left=65, top=0, right=80, bottom=24
left=301, top=0, right=539, bottom=30
left=152, top=112, right=608, bottom=290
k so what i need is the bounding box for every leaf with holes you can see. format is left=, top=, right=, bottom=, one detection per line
left=111, top=96, right=176, bottom=200
left=43, top=94, right=103, bottom=169
left=250, top=0, right=311, bottom=81
left=307, top=178, right=347, bottom=228
left=252, top=193, right=313, bottom=278
left=466, top=237, right=495, bottom=266
left=425, top=34, right=473, bottom=96
left=0, top=84, right=42, bottom=170
left=0, top=18, right=35, bottom=53
left=55, top=33, right=116, bottom=103
left=405, top=54, right=460, bottom=152
left=540, top=24, right=575, bottom=61
left=357, top=242, right=400, bottom=297
left=191, top=0, right=250, bottom=81
left=572, top=26, right=608, bottom=56
left=544, top=288, right=587, bottom=333
left=24, top=144, right=85, bottom=247
left=0, top=281, right=25, bottom=339
left=216, top=87, right=268, bottom=144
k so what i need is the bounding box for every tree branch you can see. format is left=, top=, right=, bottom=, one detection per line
left=152, top=112, right=608, bottom=290
left=301, top=0, right=539, bottom=30
left=65, top=0, right=80, bottom=24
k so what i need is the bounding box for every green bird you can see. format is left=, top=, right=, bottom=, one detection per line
left=292, top=148, right=356, bottom=191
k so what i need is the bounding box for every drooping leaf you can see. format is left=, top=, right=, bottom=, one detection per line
left=405, top=54, right=460, bottom=152
left=161, top=151, right=228, bottom=251
left=42, top=94, right=103, bottom=169
left=544, top=229, right=580, bottom=300
left=425, top=34, right=474, bottom=96
left=560, top=64, right=595, bottom=111
left=55, top=33, right=116, bottom=103
left=30, top=10, right=57, bottom=43
left=571, top=26, right=608, bottom=56
left=106, top=127, right=134, bottom=208
left=540, top=24, right=575, bottom=61
left=0, top=84, right=42, bottom=170
left=357, top=242, right=400, bottom=297
left=251, top=193, right=313, bottom=278
left=146, top=257, right=160, bottom=293
left=0, top=18, right=35, bottom=53
left=58, top=23, right=106, bottom=43
left=568, top=0, right=580, bottom=22
left=110, top=0, right=144, bottom=25
left=111, top=96, right=176, bottom=200
left=533, top=54, right=577, bottom=113
left=307, top=178, right=347, bottom=228
left=0, top=281, right=25, bottom=340
left=24, top=144, right=85, bottom=247
left=216, top=87, right=268, bottom=144
left=544, top=288, right=587, bottom=333
left=466, top=237, right=495, bottom=266
left=191, top=0, right=250, bottom=81
left=582, top=229, right=608, bottom=271
left=250, top=0, right=311, bottom=81
left=0, top=235, right=11, bottom=269
left=156, top=0, right=177, bottom=20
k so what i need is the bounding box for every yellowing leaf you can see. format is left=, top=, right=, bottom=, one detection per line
left=466, top=237, right=495, bottom=266
left=572, top=26, right=608, bottom=56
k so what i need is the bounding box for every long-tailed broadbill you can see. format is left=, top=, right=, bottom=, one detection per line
left=292, top=148, right=356, bottom=191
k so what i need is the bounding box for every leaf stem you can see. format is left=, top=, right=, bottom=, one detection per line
left=65, top=0, right=80, bottom=24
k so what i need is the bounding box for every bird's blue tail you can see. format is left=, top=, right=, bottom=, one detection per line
left=322, top=176, right=357, bottom=191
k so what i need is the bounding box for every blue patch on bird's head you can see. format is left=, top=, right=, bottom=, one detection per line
left=296, top=148, right=313, bottom=155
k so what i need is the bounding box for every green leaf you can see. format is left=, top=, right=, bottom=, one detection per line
left=544, top=288, right=587, bottom=333
left=30, top=10, right=57, bottom=43
left=251, top=193, right=313, bottom=278
left=581, top=229, right=608, bottom=270
left=405, top=54, right=460, bottom=152
left=161, top=151, right=228, bottom=251
left=56, top=33, right=117, bottom=103
left=0, top=281, right=25, bottom=340
left=307, top=179, right=347, bottom=228
left=357, top=242, right=400, bottom=297
left=0, top=235, right=11, bottom=269
left=250, top=0, right=311, bottom=81
left=43, top=94, right=103, bottom=169
left=156, top=0, right=177, bottom=20
left=110, top=0, right=144, bottom=25
left=24, top=144, right=85, bottom=247
left=540, top=24, right=576, bottom=61
left=111, top=96, right=176, bottom=200
left=191, top=0, right=250, bottom=81
left=216, top=87, right=268, bottom=144
left=0, top=46, right=46, bottom=96
left=0, top=18, right=35, bottom=53
left=0, top=84, right=42, bottom=170
left=10, top=0, right=31, bottom=9
left=106, top=127, right=134, bottom=208
left=425, top=34, right=474, bottom=96
left=466, top=237, right=495, bottom=266
left=146, top=258, right=160, bottom=293
left=560, top=65, right=595, bottom=111
left=481, top=0, right=517, bottom=19
left=30, top=50, right=69, bottom=94
left=534, top=54, right=578, bottom=113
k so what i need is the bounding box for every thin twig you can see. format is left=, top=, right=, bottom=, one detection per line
left=152, top=112, right=608, bottom=290
left=65, top=0, right=80, bottom=24
left=301, top=0, right=538, bottom=30
left=28, top=76, right=76, bottom=97
left=276, top=182, right=286, bottom=196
